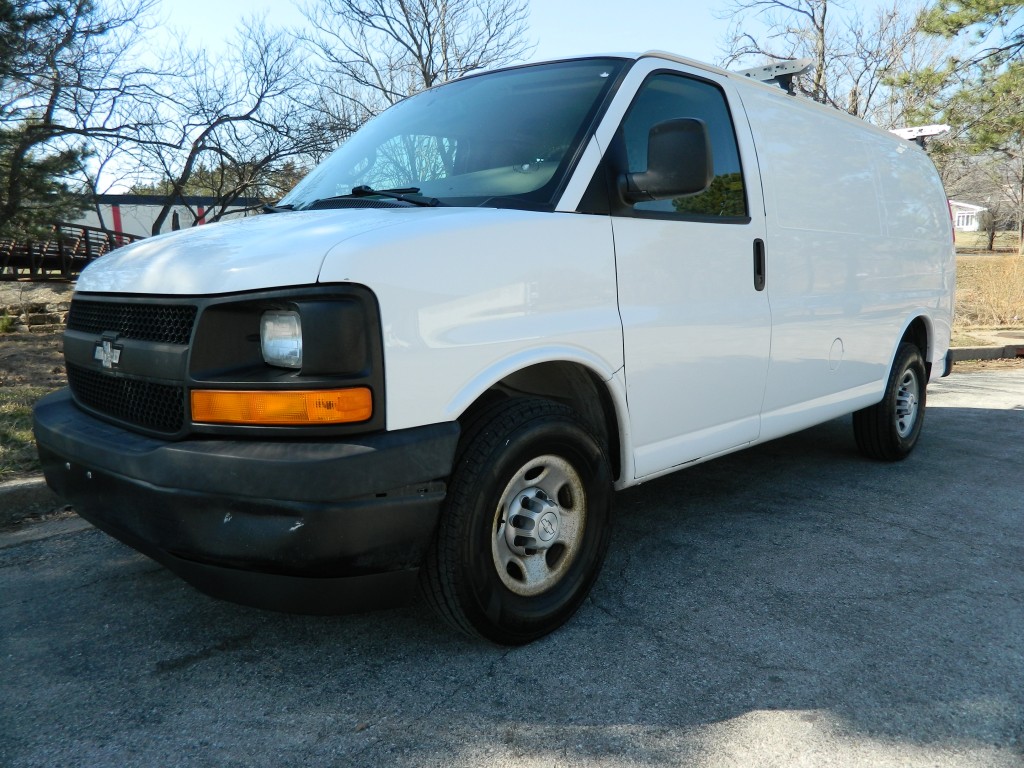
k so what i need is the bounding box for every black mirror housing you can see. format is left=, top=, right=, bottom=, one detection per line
left=619, top=118, right=713, bottom=204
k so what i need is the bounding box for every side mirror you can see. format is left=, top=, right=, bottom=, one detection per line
left=618, top=118, right=713, bottom=204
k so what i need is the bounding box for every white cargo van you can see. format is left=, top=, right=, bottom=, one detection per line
left=33, top=52, right=955, bottom=644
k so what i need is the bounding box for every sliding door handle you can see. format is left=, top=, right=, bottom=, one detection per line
left=753, top=239, right=766, bottom=292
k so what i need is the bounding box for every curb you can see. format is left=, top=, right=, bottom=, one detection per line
left=0, top=476, right=67, bottom=529
left=949, top=344, right=1024, bottom=363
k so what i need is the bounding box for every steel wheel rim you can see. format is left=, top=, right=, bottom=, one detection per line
left=491, top=454, right=587, bottom=597
left=895, top=368, right=920, bottom=438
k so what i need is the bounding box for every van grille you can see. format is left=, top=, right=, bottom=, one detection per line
left=67, top=363, right=185, bottom=435
left=67, top=301, right=197, bottom=345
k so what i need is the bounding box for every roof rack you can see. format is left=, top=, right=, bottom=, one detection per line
left=889, top=124, right=951, bottom=148
left=736, top=59, right=813, bottom=94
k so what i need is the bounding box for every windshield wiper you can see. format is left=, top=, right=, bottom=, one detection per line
left=351, top=185, right=441, bottom=206
left=307, top=186, right=441, bottom=208
left=262, top=202, right=295, bottom=214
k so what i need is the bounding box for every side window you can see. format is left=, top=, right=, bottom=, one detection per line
left=621, top=73, right=747, bottom=219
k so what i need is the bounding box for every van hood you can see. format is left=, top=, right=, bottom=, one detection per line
left=76, top=208, right=465, bottom=295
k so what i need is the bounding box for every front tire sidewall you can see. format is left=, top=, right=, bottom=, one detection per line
left=453, top=411, right=611, bottom=644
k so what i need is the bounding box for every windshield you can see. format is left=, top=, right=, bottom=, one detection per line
left=280, top=58, right=627, bottom=210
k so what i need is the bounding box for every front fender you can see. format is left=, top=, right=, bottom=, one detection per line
left=316, top=208, right=623, bottom=432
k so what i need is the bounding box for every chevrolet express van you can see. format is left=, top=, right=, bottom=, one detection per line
left=33, top=52, right=955, bottom=644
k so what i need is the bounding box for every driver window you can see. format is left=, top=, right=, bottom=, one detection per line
left=621, top=74, right=748, bottom=219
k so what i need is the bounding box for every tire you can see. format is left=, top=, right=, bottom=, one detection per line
left=421, top=398, right=613, bottom=645
left=853, top=342, right=927, bottom=461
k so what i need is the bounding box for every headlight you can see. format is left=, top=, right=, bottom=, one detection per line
left=261, top=310, right=302, bottom=369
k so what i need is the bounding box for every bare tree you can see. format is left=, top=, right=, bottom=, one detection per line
left=982, top=145, right=1024, bottom=253
left=843, top=4, right=952, bottom=123
left=130, top=18, right=319, bottom=233
left=719, top=0, right=952, bottom=127
left=298, top=0, right=534, bottom=124
left=1, top=0, right=534, bottom=238
left=720, top=0, right=832, bottom=101
left=0, top=0, right=161, bottom=237
left=935, top=142, right=1024, bottom=250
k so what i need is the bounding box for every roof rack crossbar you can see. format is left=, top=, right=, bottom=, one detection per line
left=736, top=59, right=813, bottom=94
left=890, top=124, right=951, bottom=148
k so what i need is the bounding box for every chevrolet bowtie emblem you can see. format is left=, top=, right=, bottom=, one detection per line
left=94, top=339, right=122, bottom=369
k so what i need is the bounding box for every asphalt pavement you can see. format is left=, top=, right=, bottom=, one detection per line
left=1, top=369, right=1022, bottom=768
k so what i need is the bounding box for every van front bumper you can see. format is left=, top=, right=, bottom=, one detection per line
left=32, top=389, right=460, bottom=614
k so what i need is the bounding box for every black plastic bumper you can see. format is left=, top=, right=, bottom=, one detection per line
left=33, top=389, right=460, bottom=614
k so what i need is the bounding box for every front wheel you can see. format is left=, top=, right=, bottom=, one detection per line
left=853, top=342, right=927, bottom=461
left=421, top=398, right=613, bottom=644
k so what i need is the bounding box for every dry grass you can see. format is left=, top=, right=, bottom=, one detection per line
left=955, top=253, right=1024, bottom=328
left=955, top=230, right=1021, bottom=254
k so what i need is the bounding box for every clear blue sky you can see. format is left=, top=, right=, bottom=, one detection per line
left=160, top=0, right=732, bottom=66
left=528, top=1, right=727, bottom=63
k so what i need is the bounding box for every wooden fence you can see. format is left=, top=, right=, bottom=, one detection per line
left=0, top=223, right=143, bottom=281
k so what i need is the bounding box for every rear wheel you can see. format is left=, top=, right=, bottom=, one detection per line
left=853, top=342, right=927, bottom=461
left=421, top=398, right=612, bottom=644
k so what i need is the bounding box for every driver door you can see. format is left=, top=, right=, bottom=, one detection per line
left=610, top=69, right=772, bottom=478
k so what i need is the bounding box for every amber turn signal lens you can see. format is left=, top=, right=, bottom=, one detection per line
left=191, top=388, right=372, bottom=425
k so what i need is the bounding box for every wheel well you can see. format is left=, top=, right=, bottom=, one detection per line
left=458, top=362, right=622, bottom=481
left=901, top=317, right=931, bottom=378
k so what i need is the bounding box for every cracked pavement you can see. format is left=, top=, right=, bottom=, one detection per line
left=1, top=369, right=1022, bottom=767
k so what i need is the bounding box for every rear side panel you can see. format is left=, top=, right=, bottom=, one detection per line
left=736, top=83, right=954, bottom=440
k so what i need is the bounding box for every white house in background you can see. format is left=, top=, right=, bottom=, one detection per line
left=72, top=194, right=262, bottom=239
left=949, top=200, right=987, bottom=232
